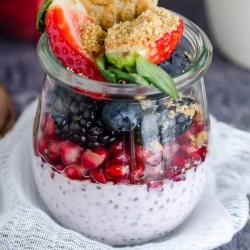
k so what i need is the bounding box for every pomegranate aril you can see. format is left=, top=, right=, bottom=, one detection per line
left=60, top=141, right=82, bottom=165
left=91, top=169, right=107, bottom=184
left=183, top=144, right=207, bottom=162
left=64, top=164, right=86, bottom=180
left=172, top=173, right=186, bottom=182
left=165, top=155, right=186, bottom=179
left=105, top=162, right=130, bottom=180
left=109, top=141, right=125, bottom=155
left=44, top=116, right=55, bottom=139
left=135, top=146, right=145, bottom=165
left=147, top=181, right=163, bottom=192
left=116, top=179, right=130, bottom=185
left=38, top=136, right=48, bottom=156
left=112, top=151, right=130, bottom=165
left=93, top=147, right=109, bottom=163
left=81, top=149, right=105, bottom=170
left=131, top=164, right=144, bottom=184
left=53, top=164, right=66, bottom=172
left=177, top=130, right=192, bottom=145
left=47, top=141, right=61, bottom=164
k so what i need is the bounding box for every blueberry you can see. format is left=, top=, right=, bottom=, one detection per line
left=102, top=102, right=143, bottom=131
left=158, top=61, right=175, bottom=77
left=159, top=48, right=191, bottom=77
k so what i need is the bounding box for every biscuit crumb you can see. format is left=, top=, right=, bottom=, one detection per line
left=80, top=21, right=107, bottom=61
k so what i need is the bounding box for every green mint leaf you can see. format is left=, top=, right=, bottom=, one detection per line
left=97, top=55, right=116, bottom=83
left=136, top=55, right=178, bottom=99
left=106, top=51, right=138, bottom=70
left=110, top=69, right=150, bottom=86
left=36, top=0, right=53, bottom=33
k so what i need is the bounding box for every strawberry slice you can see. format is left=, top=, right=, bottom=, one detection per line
left=37, top=0, right=106, bottom=81
left=105, top=6, right=184, bottom=66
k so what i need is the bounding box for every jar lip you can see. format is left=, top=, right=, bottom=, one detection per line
left=37, top=12, right=213, bottom=99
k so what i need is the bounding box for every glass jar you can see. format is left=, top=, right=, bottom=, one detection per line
left=32, top=14, right=212, bottom=246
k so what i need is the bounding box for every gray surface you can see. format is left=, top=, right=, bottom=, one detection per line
left=0, top=0, right=250, bottom=249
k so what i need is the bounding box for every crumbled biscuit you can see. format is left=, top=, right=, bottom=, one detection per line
left=81, top=0, right=158, bottom=30
left=105, top=6, right=180, bottom=52
left=80, top=21, right=107, bottom=60
left=192, top=131, right=208, bottom=148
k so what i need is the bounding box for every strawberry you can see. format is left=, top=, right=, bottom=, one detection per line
left=105, top=7, right=184, bottom=66
left=37, top=0, right=105, bottom=81
left=60, top=141, right=82, bottom=165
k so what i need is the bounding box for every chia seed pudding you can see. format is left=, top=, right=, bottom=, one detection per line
left=33, top=0, right=212, bottom=246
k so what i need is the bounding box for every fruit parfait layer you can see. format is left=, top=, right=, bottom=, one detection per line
left=33, top=0, right=211, bottom=246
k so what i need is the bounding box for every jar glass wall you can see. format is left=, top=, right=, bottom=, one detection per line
left=32, top=14, right=212, bottom=246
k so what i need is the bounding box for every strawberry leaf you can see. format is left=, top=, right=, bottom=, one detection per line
left=110, top=69, right=149, bottom=86
left=97, top=55, right=116, bottom=83
left=106, top=51, right=138, bottom=70
left=136, top=55, right=178, bottom=99
left=36, top=0, right=53, bottom=33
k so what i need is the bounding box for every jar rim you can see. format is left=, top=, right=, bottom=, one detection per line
left=37, top=12, right=213, bottom=99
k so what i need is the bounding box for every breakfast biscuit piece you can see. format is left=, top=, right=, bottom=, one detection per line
left=81, top=0, right=158, bottom=30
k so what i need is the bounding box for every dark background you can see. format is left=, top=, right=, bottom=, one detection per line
left=0, top=0, right=249, bottom=249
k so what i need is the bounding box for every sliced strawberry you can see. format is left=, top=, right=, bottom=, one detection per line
left=60, top=141, right=82, bottom=165
left=81, top=149, right=105, bottom=170
left=37, top=0, right=106, bottom=81
left=105, top=7, right=184, bottom=66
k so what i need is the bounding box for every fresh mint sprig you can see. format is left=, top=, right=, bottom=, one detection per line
left=97, top=52, right=178, bottom=99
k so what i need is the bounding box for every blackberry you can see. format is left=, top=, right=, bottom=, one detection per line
left=159, top=48, right=191, bottom=77
left=50, top=85, right=120, bottom=149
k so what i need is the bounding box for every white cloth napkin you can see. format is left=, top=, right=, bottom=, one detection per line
left=0, top=100, right=250, bottom=250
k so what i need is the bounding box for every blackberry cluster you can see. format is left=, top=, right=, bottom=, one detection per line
left=159, top=48, right=191, bottom=77
left=136, top=98, right=195, bottom=145
left=50, top=85, right=120, bottom=149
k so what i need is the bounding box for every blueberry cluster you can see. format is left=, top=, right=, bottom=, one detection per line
left=159, top=48, right=191, bottom=77
left=50, top=86, right=120, bottom=149
left=136, top=98, right=195, bottom=145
